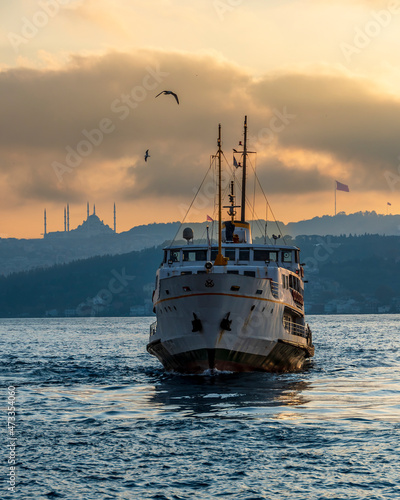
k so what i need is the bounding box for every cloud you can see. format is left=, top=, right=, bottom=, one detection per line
left=250, top=70, right=400, bottom=189
left=0, top=48, right=399, bottom=213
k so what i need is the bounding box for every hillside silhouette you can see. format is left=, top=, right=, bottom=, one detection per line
left=0, top=233, right=399, bottom=317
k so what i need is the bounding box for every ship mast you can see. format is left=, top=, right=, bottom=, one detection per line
left=241, top=115, right=247, bottom=222
left=214, top=124, right=228, bottom=266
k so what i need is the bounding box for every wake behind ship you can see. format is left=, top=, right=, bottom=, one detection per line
left=147, top=117, right=314, bottom=373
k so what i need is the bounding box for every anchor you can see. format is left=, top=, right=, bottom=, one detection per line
left=220, top=312, right=232, bottom=331
left=192, top=312, right=203, bottom=333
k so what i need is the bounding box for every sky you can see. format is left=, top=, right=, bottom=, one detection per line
left=1, top=0, right=400, bottom=238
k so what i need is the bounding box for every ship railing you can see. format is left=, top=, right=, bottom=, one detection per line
left=270, top=280, right=279, bottom=298
left=150, top=321, right=157, bottom=337
left=283, top=319, right=308, bottom=339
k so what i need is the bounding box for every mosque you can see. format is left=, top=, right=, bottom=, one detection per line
left=44, top=203, right=116, bottom=238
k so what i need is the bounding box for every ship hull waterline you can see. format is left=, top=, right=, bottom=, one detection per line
left=147, top=338, right=314, bottom=374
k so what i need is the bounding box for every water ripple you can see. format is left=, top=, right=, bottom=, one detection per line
left=2, top=315, right=400, bottom=499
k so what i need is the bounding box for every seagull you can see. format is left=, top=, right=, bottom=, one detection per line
left=155, top=90, right=179, bottom=105
left=144, top=149, right=150, bottom=162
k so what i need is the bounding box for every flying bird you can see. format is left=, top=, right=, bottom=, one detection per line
left=144, top=149, right=150, bottom=162
left=155, top=90, right=179, bottom=105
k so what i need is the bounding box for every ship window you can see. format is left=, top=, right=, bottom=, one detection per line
left=210, top=249, right=218, bottom=261
left=181, top=271, right=192, bottom=275
left=295, top=250, right=299, bottom=264
left=244, top=270, right=256, bottom=277
left=256, top=289, right=262, bottom=294
left=231, top=285, right=240, bottom=291
left=239, top=249, right=250, bottom=261
left=282, top=251, right=292, bottom=263
left=196, top=250, right=207, bottom=261
left=224, top=249, right=236, bottom=261
left=183, top=250, right=207, bottom=262
left=289, top=275, right=300, bottom=291
left=227, top=270, right=239, bottom=274
left=268, top=251, right=278, bottom=262
left=170, top=250, right=180, bottom=262
left=254, top=249, right=269, bottom=261
left=163, top=251, right=168, bottom=263
left=197, top=270, right=207, bottom=274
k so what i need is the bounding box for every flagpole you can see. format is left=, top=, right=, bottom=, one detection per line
left=334, top=181, right=336, bottom=216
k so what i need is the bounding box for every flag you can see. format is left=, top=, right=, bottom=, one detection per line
left=387, top=202, right=392, bottom=206
left=206, top=215, right=214, bottom=222
left=233, top=156, right=239, bottom=168
left=336, top=181, right=349, bottom=192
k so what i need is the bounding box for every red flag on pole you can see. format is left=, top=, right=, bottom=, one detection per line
left=206, top=215, right=214, bottom=222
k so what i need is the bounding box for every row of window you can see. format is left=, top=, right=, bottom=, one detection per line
left=282, top=273, right=303, bottom=293
left=179, top=269, right=257, bottom=277
left=165, top=248, right=299, bottom=264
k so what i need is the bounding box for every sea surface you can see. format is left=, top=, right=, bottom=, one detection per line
left=1, top=315, right=400, bottom=500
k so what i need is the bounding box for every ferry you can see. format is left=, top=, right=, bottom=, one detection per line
left=147, top=117, right=314, bottom=373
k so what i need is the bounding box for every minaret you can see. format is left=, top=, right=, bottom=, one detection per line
left=93, top=204, right=96, bottom=216
left=87, top=202, right=89, bottom=220
left=67, top=204, right=70, bottom=232
left=64, top=207, right=66, bottom=232
left=44, top=209, right=47, bottom=236
left=113, top=203, right=116, bottom=233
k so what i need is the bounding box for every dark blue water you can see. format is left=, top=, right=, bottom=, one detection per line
left=2, top=315, right=399, bottom=499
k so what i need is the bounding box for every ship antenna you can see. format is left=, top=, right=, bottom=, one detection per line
left=214, top=124, right=228, bottom=266
left=241, top=115, right=247, bottom=222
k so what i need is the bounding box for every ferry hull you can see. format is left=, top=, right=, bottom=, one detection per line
left=147, top=339, right=312, bottom=374
left=148, top=273, right=313, bottom=374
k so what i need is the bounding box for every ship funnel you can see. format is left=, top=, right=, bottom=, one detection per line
left=183, top=227, right=194, bottom=243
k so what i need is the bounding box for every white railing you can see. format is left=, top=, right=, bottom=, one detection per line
left=283, top=319, right=308, bottom=338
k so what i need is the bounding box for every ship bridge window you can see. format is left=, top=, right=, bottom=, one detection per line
left=244, top=270, right=256, bottom=277
left=170, top=250, right=180, bottom=262
left=254, top=249, right=269, bottom=261
left=282, top=251, right=292, bottom=263
left=163, top=251, right=168, bottom=263
left=224, top=249, right=236, bottom=261
left=183, top=249, right=207, bottom=262
left=254, top=250, right=278, bottom=262
left=239, top=249, right=250, bottom=261
left=268, top=251, right=278, bottom=262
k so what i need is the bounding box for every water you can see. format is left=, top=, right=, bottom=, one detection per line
left=2, top=315, right=400, bottom=500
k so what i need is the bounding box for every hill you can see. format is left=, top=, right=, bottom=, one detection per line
left=0, top=233, right=399, bottom=317
left=1, top=211, right=399, bottom=276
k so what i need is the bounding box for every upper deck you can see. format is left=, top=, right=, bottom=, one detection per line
left=161, top=244, right=301, bottom=274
